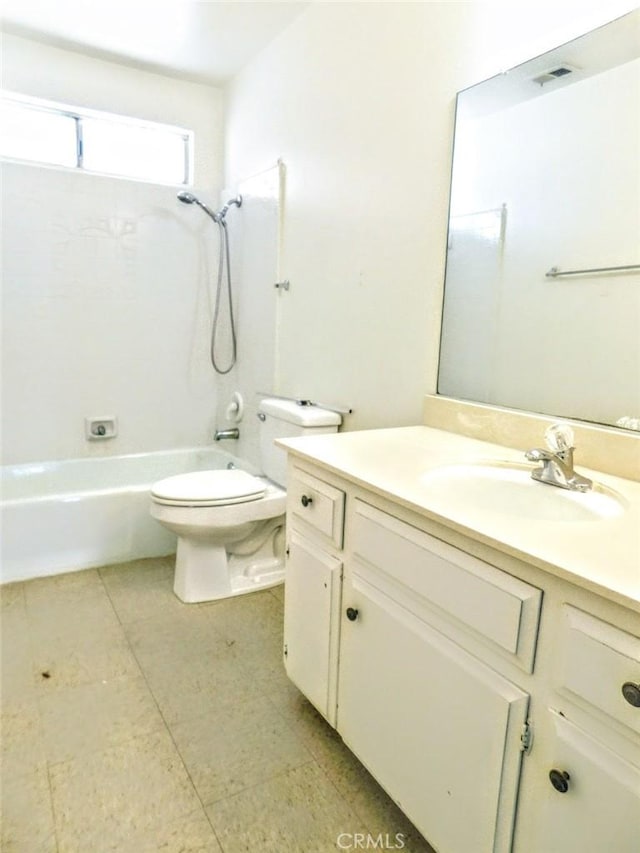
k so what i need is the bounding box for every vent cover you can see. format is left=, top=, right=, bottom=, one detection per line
left=532, top=65, right=577, bottom=86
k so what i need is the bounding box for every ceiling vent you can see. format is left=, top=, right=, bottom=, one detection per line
left=532, top=65, right=577, bottom=86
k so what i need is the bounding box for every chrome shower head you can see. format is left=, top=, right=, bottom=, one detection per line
left=177, top=191, right=197, bottom=204
left=176, top=191, right=218, bottom=221
left=177, top=191, right=242, bottom=223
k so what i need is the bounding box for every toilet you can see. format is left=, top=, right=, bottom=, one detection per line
left=150, top=398, right=341, bottom=603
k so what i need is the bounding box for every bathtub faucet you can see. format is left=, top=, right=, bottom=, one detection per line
left=214, top=428, right=239, bottom=441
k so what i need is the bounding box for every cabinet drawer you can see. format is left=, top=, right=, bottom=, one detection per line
left=556, top=606, right=640, bottom=735
left=351, top=500, right=542, bottom=671
left=288, top=469, right=345, bottom=548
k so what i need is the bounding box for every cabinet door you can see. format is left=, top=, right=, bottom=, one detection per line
left=284, top=530, right=342, bottom=724
left=338, top=575, right=529, bottom=853
left=530, top=710, right=640, bottom=853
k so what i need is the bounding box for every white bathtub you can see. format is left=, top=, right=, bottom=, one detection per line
left=1, top=447, right=252, bottom=584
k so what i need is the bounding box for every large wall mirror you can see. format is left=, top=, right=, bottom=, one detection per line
left=438, top=10, right=640, bottom=431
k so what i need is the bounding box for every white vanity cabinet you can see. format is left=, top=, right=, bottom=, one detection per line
left=280, top=455, right=640, bottom=853
left=338, top=500, right=538, bottom=853
left=526, top=606, right=640, bottom=853
left=283, top=466, right=345, bottom=725
left=338, top=572, right=529, bottom=853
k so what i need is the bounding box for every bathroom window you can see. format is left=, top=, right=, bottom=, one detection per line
left=0, top=93, right=193, bottom=186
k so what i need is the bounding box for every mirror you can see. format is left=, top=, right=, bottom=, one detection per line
left=438, top=11, right=640, bottom=431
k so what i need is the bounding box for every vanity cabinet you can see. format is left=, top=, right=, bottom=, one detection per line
left=527, top=606, right=640, bottom=853
left=283, top=467, right=344, bottom=725
left=338, top=570, right=529, bottom=853
left=281, top=456, right=640, bottom=853
left=338, top=500, right=537, bottom=853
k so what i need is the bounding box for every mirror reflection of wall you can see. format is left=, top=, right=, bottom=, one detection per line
left=438, top=10, right=640, bottom=431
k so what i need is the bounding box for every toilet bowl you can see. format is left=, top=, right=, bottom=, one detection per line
left=150, top=398, right=341, bottom=603
left=151, top=469, right=286, bottom=603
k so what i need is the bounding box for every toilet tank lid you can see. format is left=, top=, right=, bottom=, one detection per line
left=259, top=398, right=342, bottom=427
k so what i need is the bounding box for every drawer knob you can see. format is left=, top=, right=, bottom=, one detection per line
left=300, top=494, right=313, bottom=508
left=622, top=681, right=640, bottom=708
left=549, top=769, right=570, bottom=793
left=346, top=607, right=359, bottom=622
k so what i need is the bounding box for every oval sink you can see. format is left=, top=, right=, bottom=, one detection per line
left=420, top=461, right=628, bottom=523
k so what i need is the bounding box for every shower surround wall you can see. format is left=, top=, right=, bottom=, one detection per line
left=1, top=35, right=224, bottom=466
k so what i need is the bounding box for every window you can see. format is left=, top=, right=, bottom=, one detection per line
left=1, top=100, right=78, bottom=168
left=0, top=93, right=193, bottom=186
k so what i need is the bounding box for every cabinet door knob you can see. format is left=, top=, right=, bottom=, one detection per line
left=621, top=681, right=640, bottom=707
left=346, top=607, right=359, bottom=622
left=300, top=494, right=313, bottom=507
left=549, top=769, right=570, bottom=793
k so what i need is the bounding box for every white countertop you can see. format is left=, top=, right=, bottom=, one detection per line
left=278, top=426, right=640, bottom=612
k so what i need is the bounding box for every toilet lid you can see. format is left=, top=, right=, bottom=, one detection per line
left=151, top=469, right=267, bottom=506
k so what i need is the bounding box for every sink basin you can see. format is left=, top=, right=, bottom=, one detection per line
left=420, top=461, right=627, bottom=523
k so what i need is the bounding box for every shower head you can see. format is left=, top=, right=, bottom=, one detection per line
left=176, top=190, right=218, bottom=221
left=177, top=191, right=242, bottom=223
left=177, top=191, right=197, bottom=205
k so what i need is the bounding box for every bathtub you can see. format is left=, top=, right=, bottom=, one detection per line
left=1, top=447, right=254, bottom=584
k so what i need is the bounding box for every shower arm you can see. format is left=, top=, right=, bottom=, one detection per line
left=217, top=196, right=242, bottom=220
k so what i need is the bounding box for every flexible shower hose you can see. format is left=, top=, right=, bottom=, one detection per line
left=211, top=219, right=237, bottom=374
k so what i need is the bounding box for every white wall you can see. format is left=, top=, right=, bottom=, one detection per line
left=1, top=35, right=225, bottom=465
left=2, top=2, right=636, bottom=464
left=223, top=0, right=638, bottom=432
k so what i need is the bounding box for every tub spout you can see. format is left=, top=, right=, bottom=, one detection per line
left=214, top=428, right=239, bottom=441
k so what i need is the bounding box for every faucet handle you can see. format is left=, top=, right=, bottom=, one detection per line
left=545, top=423, right=574, bottom=454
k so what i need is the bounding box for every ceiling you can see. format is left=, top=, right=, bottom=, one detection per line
left=0, top=1, right=311, bottom=86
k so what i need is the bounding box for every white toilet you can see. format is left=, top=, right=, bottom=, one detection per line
left=150, top=398, right=341, bottom=603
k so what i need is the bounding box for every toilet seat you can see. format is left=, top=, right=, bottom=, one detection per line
left=151, top=469, right=267, bottom=507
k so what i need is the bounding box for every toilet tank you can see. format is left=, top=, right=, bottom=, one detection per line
left=258, top=398, right=341, bottom=486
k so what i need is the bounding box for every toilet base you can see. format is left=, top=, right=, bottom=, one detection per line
left=173, top=530, right=284, bottom=604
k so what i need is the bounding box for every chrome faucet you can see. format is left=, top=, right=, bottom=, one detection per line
left=525, top=424, right=592, bottom=492
left=214, top=428, right=239, bottom=441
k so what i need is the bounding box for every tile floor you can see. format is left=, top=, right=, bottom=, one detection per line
left=1, top=556, right=435, bottom=853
